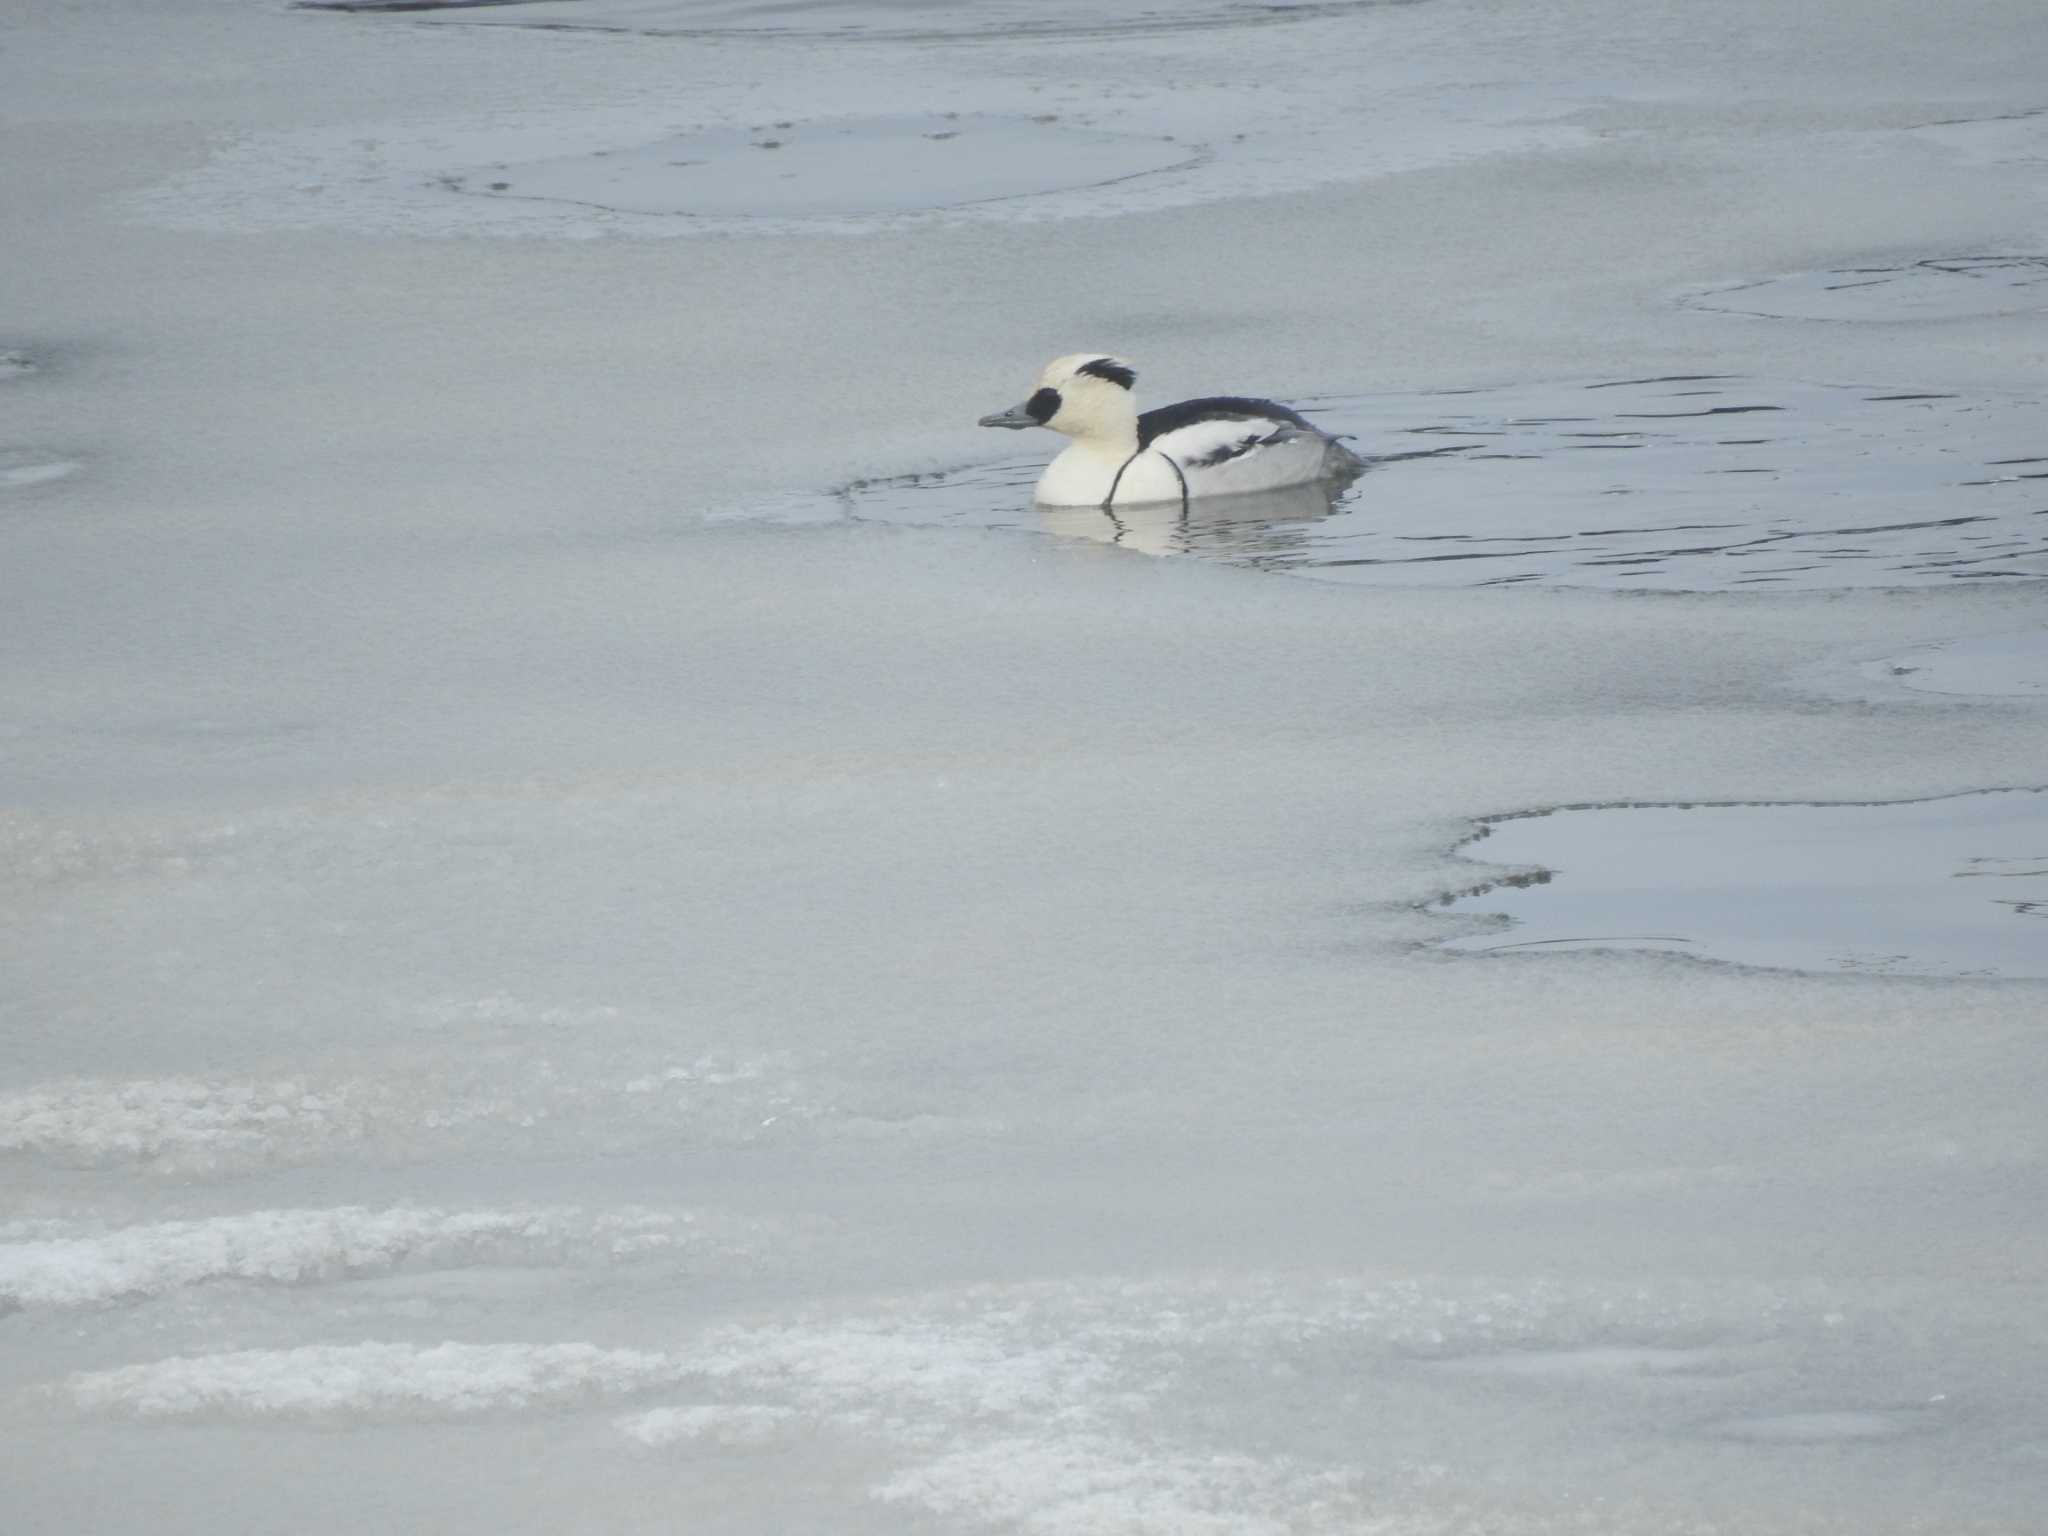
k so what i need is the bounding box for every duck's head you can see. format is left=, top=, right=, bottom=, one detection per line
left=979, top=354, right=1138, bottom=443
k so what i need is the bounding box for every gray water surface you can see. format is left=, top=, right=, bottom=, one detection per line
left=1441, top=790, right=2048, bottom=978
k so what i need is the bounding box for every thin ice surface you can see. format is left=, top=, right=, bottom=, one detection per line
left=129, top=0, right=1593, bottom=238
left=449, top=114, right=1198, bottom=218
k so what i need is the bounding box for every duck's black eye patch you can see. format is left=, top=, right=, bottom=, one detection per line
left=1076, top=357, right=1136, bottom=389
left=1026, top=387, right=1062, bottom=423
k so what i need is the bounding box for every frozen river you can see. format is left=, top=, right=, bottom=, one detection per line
left=5, top=1, right=2048, bottom=1531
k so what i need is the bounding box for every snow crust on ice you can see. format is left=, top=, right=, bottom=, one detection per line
left=1, top=450, right=82, bottom=490
left=57, top=1268, right=2010, bottom=1531
left=0, top=1048, right=843, bottom=1173
left=627, top=1274, right=2045, bottom=1531
left=1, top=1074, right=383, bottom=1170
left=615, top=1402, right=796, bottom=1448
left=0, top=1205, right=684, bottom=1309
left=67, top=1339, right=684, bottom=1417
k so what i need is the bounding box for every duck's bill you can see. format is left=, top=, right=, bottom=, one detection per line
left=977, top=402, right=1038, bottom=430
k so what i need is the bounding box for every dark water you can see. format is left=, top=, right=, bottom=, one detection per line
left=1438, top=789, right=2048, bottom=978
left=841, top=376, right=2048, bottom=592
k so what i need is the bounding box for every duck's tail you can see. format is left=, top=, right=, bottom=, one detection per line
left=1322, top=433, right=1369, bottom=483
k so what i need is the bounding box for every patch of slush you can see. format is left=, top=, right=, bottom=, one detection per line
left=3, top=792, right=1040, bottom=1175
left=0, top=1205, right=687, bottom=1309
left=0, top=1052, right=870, bottom=1174
left=1709, top=1408, right=1939, bottom=1444
left=836, top=377, right=2048, bottom=591
left=1862, top=629, right=2048, bottom=698
left=1, top=451, right=80, bottom=490
left=0, top=1074, right=373, bottom=1170
left=578, top=1273, right=2000, bottom=1533
left=52, top=1268, right=2037, bottom=1525
left=667, top=1274, right=1709, bottom=1530
left=1686, top=257, right=2048, bottom=321
left=67, top=1340, right=685, bottom=1418
left=1428, top=1345, right=1735, bottom=1380
left=616, top=1402, right=797, bottom=1448
left=1440, top=789, right=2048, bottom=977
left=448, top=114, right=1199, bottom=219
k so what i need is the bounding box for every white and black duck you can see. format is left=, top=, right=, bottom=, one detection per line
left=979, top=353, right=1363, bottom=508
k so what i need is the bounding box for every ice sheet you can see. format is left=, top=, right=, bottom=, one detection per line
left=1, top=1205, right=690, bottom=1308
left=448, top=114, right=1200, bottom=219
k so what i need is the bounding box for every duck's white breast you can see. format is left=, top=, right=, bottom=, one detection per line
left=1036, top=444, right=1182, bottom=507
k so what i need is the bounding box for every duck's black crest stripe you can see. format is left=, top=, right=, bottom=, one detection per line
left=1136, top=396, right=1314, bottom=450
left=1076, top=357, right=1137, bottom=390
left=1026, top=387, right=1062, bottom=424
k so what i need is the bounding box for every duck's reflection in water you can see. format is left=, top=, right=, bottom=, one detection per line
left=1036, top=477, right=1354, bottom=563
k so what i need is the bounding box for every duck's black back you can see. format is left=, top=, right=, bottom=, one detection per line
left=1136, top=396, right=1316, bottom=450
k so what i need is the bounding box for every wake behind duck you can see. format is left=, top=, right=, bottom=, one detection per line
left=979, top=353, right=1363, bottom=508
